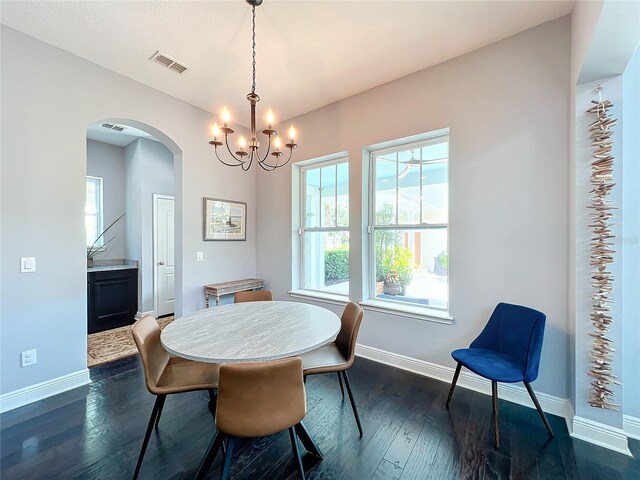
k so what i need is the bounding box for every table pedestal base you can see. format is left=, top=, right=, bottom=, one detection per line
left=295, top=421, right=323, bottom=458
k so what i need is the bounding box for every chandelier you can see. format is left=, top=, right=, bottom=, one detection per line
left=209, top=0, right=298, bottom=171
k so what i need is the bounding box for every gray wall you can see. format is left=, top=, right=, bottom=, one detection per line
left=125, top=137, right=174, bottom=314
left=0, top=26, right=256, bottom=395
left=256, top=17, right=571, bottom=399
left=86, top=139, right=127, bottom=260
left=622, top=46, right=639, bottom=419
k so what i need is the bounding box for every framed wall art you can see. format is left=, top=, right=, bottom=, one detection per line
left=203, top=197, right=247, bottom=241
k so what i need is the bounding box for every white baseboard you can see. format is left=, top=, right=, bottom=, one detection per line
left=623, top=415, right=640, bottom=441
left=356, top=343, right=572, bottom=419
left=0, top=369, right=91, bottom=414
left=135, top=310, right=154, bottom=320
left=572, top=416, right=632, bottom=456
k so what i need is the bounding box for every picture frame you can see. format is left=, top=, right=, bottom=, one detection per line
left=203, top=197, right=247, bottom=241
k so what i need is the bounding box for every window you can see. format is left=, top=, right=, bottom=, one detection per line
left=85, top=176, right=103, bottom=248
left=300, top=158, right=349, bottom=295
left=369, top=135, right=449, bottom=310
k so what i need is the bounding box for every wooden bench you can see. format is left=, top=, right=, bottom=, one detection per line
left=204, top=278, right=265, bottom=307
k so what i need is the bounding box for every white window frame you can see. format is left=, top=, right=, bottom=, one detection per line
left=366, top=134, right=450, bottom=317
left=298, top=156, right=349, bottom=297
left=86, top=175, right=104, bottom=249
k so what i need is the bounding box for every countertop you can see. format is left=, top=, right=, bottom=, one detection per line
left=87, top=265, right=138, bottom=272
left=87, top=259, right=138, bottom=273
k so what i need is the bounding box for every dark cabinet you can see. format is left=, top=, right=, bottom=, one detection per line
left=87, top=268, right=138, bottom=334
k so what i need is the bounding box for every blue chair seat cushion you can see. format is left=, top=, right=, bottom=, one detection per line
left=452, top=348, right=526, bottom=383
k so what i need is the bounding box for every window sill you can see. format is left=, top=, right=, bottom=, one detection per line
left=358, top=299, right=454, bottom=325
left=288, top=290, right=349, bottom=306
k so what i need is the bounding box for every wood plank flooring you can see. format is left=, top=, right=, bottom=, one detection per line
left=1, top=356, right=639, bottom=479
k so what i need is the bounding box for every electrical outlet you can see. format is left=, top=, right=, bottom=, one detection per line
left=196, top=251, right=204, bottom=262
left=21, top=349, right=37, bottom=367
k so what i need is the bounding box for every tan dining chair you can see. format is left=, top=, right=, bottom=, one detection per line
left=131, top=315, right=220, bottom=480
left=195, top=357, right=308, bottom=480
left=300, top=302, right=364, bottom=437
left=233, top=289, right=273, bottom=303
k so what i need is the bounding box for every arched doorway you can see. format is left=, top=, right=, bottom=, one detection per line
left=85, top=119, right=183, bottom=367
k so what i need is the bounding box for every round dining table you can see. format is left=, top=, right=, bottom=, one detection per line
left=161, top=300, right=341, bottom=363
left=160, top=300, right=342, bottom=462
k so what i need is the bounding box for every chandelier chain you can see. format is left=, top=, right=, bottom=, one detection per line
left=251, top=5, right=256, bottom=95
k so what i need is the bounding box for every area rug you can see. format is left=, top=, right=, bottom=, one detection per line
left=87, top=316, right=174, bottom=367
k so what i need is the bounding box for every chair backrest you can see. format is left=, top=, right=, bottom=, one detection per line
left=216, top=357, right=306, bottom=438
left=335, top=302, right=364, bottom=366
left=131, top=315, right=170, bottom=395
left=470, top=302, right=546, bottom=382
left=234, top=290, right=273, bottom=303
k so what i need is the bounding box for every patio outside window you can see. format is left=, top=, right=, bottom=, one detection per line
left=300, top=159, right=349, bottom=296
left=369, top=135, right=449, bottom=310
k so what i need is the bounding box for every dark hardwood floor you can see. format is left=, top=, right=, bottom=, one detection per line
left=1, top=356, right=638, bottom=479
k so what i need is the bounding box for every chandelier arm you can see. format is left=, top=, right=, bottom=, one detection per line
left=247, top=150, right=257, bottom=171
left=214, top=147, right=246, bottom=168
left=256, top=159, right=277, bottom=172
left=256, top=135, right=273, bottom=163
left=222, top=134, right=248, bottom=165
left=276, top=149, right=295, bottom=168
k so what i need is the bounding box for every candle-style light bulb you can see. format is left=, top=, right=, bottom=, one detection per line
left=273, top=135, right=282, bottom=151
left=238, top=134, right=247, bottom=150
left=221, top=107, right=231, bottom=125
left=266, top=108, right=274, bottom=127
left=289, top=125, right=296, bottom=142
left=211, top=122, right=221, bottom=139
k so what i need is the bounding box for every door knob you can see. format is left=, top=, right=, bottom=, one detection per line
left=158, top=261, right=165, bottom=265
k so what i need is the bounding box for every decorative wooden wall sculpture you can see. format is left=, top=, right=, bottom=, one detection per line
left=586, top=87, right=619, bottom=410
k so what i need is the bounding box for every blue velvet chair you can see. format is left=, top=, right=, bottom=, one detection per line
left=446, top=302, right=554, bottom=448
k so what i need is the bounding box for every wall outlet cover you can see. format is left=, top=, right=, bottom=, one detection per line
left=21, top=349, right=37, bottom=367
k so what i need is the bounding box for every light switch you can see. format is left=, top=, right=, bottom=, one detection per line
left=20, top=257, right=36, bottom=273
left=196, top=251, right=204, bottom=262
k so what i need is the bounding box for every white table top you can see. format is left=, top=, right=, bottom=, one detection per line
left=160, top=301, right=341, bottom=363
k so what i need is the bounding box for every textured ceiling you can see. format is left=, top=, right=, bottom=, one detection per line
left=1, top=1, right=574, bottom=127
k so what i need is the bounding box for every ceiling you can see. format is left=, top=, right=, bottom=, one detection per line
left=87, top=123, right=160, bottom=147
left=1, top=1, right=574, bottom=128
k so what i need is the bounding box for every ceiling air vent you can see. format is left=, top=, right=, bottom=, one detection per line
left=150, top=51, right=188, bottom=75
left=101, top=123, right=126, bottom=132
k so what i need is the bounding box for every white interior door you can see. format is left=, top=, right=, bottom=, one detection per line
left=154, top=194, right=175, bottom=317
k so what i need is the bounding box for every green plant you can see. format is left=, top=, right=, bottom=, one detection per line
left=436, top=252, right=448, bottom=270
left=374, top=203, right=402, bottom=282
left=382, top=246, right=415, bottom=294
left=324, top=248, right=349, bottom=283
left=374, top=203, right=415, bottom=291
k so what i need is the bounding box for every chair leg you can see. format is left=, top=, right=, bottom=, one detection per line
left=342, top=370, right=363, bottom=437
left=337, top=372, right=345, bottom=398
left=492, top=381, right=500, bottom=449
left=446, top=363, right=462, bottom=409
left=154, top=394, right=167, bottom=429
left=220, top=436, right=236, bottom=480
left=524, top=381, right=554, bottom=437
left=194, top=430, right=225, bottom=480
left=132, top=394, right=165, bottom=480
left=208, top=388, right=217, bottom=415
left=289, top=427, right=306, bottom=480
